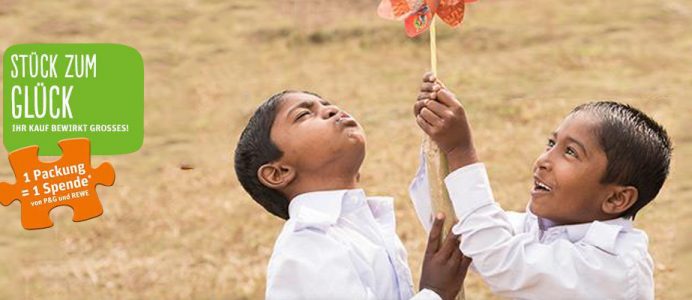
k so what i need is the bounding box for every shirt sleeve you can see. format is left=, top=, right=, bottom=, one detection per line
left=444, top=163, right=649, bottom=300
left=411, top=289, right=443, bottom=300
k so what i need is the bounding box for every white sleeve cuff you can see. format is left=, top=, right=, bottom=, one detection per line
left=444, top=162, right=495, bottom=221
left=411, top=288, right=443, bottom=300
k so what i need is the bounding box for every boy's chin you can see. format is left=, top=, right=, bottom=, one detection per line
left=529, top=201, right=551, bottom=219
left=529, top=202, right=567, bottom=225
left=346, top=130, right=366, bottom=145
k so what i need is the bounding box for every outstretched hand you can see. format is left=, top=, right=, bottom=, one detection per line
left=419, top=212, right=472, bottom=300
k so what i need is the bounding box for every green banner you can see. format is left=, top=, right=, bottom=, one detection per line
left=3, top=44, right=144, bottom=155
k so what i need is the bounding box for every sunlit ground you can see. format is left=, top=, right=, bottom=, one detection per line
left=0, top=0, right=690, bottom=298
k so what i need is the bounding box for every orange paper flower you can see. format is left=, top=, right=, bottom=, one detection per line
left=377, top=0, right=476, bottom=37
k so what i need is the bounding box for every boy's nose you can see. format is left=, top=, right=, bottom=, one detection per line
left=535, top=152, right=552, bottom=172
left=322, top=106, right=339, bottom=119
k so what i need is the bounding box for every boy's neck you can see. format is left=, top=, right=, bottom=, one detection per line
left=284, top=174, right=360, bottom=201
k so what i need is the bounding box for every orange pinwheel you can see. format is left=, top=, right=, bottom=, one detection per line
left=377, top=0, right=477, bottom=37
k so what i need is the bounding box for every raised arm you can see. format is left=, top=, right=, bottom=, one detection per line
left=443, top=163, right=653, bottom=299
left=412, top=73, right=652, bottom=299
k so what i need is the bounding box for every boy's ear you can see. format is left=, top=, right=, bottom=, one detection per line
left=257, top=162, right=296, bottom=190
left=602, top=186, right=638, bottom=216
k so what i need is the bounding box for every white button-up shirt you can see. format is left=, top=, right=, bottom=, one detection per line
left=265, top=189, right=441, bottom=300
left=410, top=160, right=654, bottom=300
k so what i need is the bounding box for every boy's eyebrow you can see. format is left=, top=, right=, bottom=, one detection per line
left=552, top=131, right=589, bottom=157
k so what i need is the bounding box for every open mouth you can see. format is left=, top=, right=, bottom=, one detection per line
left=532, top=176, right=552, bottom=193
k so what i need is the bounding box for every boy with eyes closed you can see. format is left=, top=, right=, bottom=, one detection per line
left=235, top=90, right=471, bottom=300
left=411, top=72, right=671, bottom=299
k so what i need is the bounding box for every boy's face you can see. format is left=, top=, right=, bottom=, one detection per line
left=270, top=92, right=366, bottom=179
left=530, top=113, right=612, bottom=225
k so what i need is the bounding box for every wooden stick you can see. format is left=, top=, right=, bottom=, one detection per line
left=430, top=15, right=438, bottom=76
left=426, top=15, right=466, bottom=300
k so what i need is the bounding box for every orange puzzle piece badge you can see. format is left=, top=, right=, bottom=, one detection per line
left=0, top=138, right=115, bottom=230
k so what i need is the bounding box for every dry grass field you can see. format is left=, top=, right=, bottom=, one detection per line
left=0, top=0, right=690, bottom=299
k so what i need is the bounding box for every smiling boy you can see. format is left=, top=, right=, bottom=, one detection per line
left=235, top=90, right=470, bottom=300
left=410, top=73, right=671, bottom=299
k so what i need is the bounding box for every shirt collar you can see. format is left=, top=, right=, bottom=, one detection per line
left=288, top=189, right=374, bottom=232
left=526, top=204, right=633, bottom=254
left=366, top=196, right=397, bottom=233
left=565, top=218, right=632, bottom=253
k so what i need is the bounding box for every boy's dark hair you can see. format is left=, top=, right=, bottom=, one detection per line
left=571, top=101, right=672, bottom=219
left=234, top=90, right=320, bottom=220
